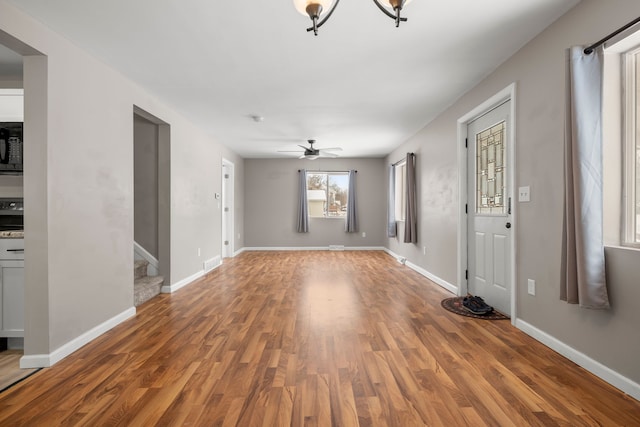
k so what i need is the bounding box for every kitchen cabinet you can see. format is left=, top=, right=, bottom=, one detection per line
left=0, top=239, right=23, bottom=337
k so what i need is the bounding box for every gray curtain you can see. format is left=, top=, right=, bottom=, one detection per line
left=404, top=153, right=417, bottom=244
left=561, top=45, right=610, bottom=309
left=345, top=170, right=358, bottom=232
left=296, top=169, right=309, bottom=233
left=387, top=164, right=397, bottom=237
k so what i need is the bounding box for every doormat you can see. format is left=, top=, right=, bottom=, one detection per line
left=441, top=297, right=510, bottom=320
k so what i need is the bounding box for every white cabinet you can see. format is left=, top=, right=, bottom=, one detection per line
left=0, top=239, right=24, bottom=337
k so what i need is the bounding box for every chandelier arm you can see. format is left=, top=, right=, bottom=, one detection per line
left=371, top=0, right=408, bottom=23
left=306, top=0, right=341, bottom=32
left=371, top=0, right=399, bottom=20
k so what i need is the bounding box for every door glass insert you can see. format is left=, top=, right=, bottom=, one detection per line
left=476, top=121, right=506, bottom=214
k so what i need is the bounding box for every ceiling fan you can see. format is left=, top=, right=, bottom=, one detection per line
left=278, top=140, right=342, bottom=160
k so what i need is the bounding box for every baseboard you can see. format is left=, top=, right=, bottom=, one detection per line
left=383, top=248, right=459, bottom=295
left=161, top=270, right=203, bottom=293
left=161, top=259, right=222, bottom=294
left=20, top=307, right=136, bottom=369
left=516, top=319, right=640, bottom=402
left=242, top=246, right=387, bottom=251
left=234, top=247, right=247, bottom=256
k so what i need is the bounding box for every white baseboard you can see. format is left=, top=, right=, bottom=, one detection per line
left=234, top=247, right=247, bottom=256
left=161, top=270, right=203, bottom=293
left=20, top=307, right=136, bottom=369
left=382, top=248, right=459, bottom=295
left=516, top=319, right=640, bottom=402
left=242, top=246, right=386, bottom=251
left=161, top=260, right=222, bottom=294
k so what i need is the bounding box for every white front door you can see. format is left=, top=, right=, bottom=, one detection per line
left=467, top=101, right=512, bottom=315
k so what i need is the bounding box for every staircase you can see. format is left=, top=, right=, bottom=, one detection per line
left=134, top=259, right=164, bottom=306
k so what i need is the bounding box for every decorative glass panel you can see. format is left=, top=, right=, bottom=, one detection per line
left=476, top=121, right=506, bottom=214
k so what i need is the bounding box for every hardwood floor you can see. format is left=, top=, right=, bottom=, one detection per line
left=0, top=251, right=638, bottom=426
left=0, top=351, right=38, bottom=392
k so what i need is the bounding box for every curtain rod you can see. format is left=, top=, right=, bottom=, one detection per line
left=392, top=152, right=415, bottom=167
left=584, top=16, right=640, bottom=54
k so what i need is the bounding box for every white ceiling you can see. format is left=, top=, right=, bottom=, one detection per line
left=3, top=0, right=580, bottom=158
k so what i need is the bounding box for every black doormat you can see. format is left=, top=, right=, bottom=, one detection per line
left=441, top=297, right=510, bottom=320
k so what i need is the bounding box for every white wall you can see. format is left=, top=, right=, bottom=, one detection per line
left=386, top=0, right=640, bottom=391
left=0, top=2, right=244, bottom=362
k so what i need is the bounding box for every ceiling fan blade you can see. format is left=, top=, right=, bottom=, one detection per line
left=298, top=144, right=310, bottom=150
left=318, top=147, right=343, bottom=151
left=319, top=152, right=339, bottom=158
left=277, top=150, right=304, bottom=153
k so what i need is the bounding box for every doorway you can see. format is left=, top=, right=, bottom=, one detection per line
left=133, top=107, right=171, bottom=283
left=222, top=159, right=234, bottom=258
left=458, top=85, right=516, bottom=321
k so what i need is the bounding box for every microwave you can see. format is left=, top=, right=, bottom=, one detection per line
left=0, top=122, right=23, bottom=174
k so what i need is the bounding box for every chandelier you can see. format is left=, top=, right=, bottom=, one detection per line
left=293, top=0, right=413, bottom=36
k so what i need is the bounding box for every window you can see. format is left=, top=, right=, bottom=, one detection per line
left=307, top=172, right=349, bottom=218
left=394, top=161, right=406, bottom=221
left=623, top=47, right=640, bottom=245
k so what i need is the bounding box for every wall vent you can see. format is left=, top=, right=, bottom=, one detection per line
left=328, top=245, right=345, bottom=251
left=204, top=256, right=221, bottom=273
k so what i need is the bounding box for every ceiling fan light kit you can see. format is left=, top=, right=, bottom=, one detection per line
left=293, top=0, right=412, bottom=35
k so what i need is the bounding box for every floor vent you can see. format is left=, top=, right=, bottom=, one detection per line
left=204, top=256, right=221, bottom=273
left=329, top=245, right=345, bottom=251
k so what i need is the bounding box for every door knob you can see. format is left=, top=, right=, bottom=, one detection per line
left=505, top=222, right=512, bottom=229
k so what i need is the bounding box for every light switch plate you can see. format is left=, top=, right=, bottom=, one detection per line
left=528, top=279, right=536, bottom=296
left=519, top=186, right=531, bottom=202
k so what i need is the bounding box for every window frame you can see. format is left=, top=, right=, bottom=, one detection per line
left=622, top=46, right=640, bottom=247
left=394, top=161, right=407, bottom=222
left=306, top=171, right=349, bottom=219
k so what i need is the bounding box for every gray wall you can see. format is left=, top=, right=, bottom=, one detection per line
left=245, top=158, right=386, bottom=248
left=133, top=114, right=158, bottom=258
left=0, top=2, right=245, bottom=357
left=386, top=0, right=640, bottom=385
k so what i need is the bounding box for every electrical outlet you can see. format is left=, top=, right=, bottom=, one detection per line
left=519, top=186, right=531, bottom=202
left=423, top=246, right=427, bottom=255
left=528, top=279, right=536, bottom=296
left=362, top=232, right=366, bottom=238
left=197, top=248, right=201, bottom=257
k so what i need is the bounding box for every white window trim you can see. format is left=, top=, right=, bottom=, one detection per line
left=623, top=47, right=640, bottom=247
left=306, top=171, right=349, bottom=219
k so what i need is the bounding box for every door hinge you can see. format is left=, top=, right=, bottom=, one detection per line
left=465, top=138, right=468, bottom=148
left=465, top=270, right=468, bottom=280
left=465, top=204, right=468, bottom=214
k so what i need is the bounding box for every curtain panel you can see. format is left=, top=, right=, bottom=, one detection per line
left=404, top=153, right=418, bottom=244
left=345, top=170, right=358, bottom=232
left=387, top=165, right=397, bottom=237
left=561, top=45, right=610, bottom=309
left=296, top=169, right=309, bottom=233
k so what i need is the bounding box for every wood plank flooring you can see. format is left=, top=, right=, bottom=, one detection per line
left=0, top=251, right=638, bottom=426
left=0, top=351, right=38, bottom=392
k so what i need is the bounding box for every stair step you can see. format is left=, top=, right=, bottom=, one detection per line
left=134, top=259, right=148, bottom=280
left=134, top=275, right=164, bottom=306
